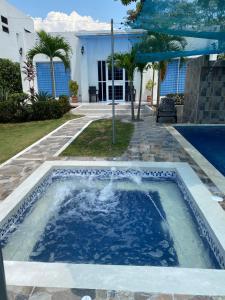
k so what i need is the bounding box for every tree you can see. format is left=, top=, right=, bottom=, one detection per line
left=22, top=59, right=36, bottom=102
left=107, top=48, right=137, bottom=121
left=137, top=32, right=187, bottom=107
left=120, top=0, right=138, bottom=4
left=0, top=59, right=22, bottom=93
left=28, top=31, right=72, bottom=98
left=136, top=62, right=148, bottom=121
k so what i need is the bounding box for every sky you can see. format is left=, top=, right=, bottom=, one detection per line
left=8, top=0, right=135, bottom=32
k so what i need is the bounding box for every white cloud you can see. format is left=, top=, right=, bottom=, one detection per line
left=33, top=11, right=111, bottom=32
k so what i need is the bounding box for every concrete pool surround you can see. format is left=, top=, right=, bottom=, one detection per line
left=0, top=161, right=225, bottom=295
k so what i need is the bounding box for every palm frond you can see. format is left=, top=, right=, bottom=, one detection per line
left=54, top=50, right=70, bottom=69
left=28, top=30, right=72, bottom=61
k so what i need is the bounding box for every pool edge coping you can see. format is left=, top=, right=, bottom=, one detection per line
left=4, top=261, right=225, bottom=296
left=1, top=160, right=225, bottom=295
left=166, top=125, right=225, bottom=195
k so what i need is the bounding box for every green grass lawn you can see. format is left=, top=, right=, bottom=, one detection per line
left=0, top=113, right=83, bottom=164
left=61, top=119, right=134, bottom=157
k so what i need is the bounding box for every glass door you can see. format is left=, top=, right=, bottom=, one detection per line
left=98, top=61, right=107, bottom=101
left=107, top=65, right=125, bottom=102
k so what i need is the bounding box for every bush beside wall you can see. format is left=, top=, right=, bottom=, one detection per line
left=0, top=93, right=71, bottom=123
left=0, top=59, right=22, bottom=93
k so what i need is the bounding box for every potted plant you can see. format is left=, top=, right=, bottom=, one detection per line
left=69, top=80, right=79, bottom=103
left=146, top=79, right=155, bottom=105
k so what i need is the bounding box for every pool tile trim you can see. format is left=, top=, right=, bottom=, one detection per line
left=1, top=161, right=225, bottom=295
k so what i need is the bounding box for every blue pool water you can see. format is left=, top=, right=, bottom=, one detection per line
left=30, top=188, right=178, bottom=266
left=175, top=126, right=225, bottom=176
left=2, top=173, right=220, bottom=269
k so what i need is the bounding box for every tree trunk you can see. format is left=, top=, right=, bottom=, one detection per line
left=137, top=70, right=143, bottom=121
left=152, top=69, right=155, bottom=99
left=50, top=57, right=56, bottom=98
left=130, top=80, right=135, bottom=121
left=157, top=69, right=161, bottom=109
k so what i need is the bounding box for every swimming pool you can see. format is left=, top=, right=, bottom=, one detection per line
left=175, top=125, right=225, bottom=176
left=1, top=161, right=225, bottom=295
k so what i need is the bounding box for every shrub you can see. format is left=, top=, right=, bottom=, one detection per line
left=35, top=91, right=52, bottom=102
left=8, top=93, right=28, bottom=105
left=0, top=86, right=10, bottom=102
left=31, top=100, right=63, bottom=120
left=0, top=59, right=22, bottom=93
left=166, top=93, right=184, bottom=105
left=0, top=101, right=16, bottom=122
left=0, top=93, right=67, bottom=123
left=58, top=95, right=71, bottom=114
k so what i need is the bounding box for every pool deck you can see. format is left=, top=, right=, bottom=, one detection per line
left=1, top=110, right=225, bottom=299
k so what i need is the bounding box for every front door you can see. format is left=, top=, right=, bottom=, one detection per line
left=107, top=64, right=124, bottom=102
left=97, top=61, right=129, bottom=102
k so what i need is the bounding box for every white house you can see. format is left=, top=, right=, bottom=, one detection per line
left=0, top=0, right=190, bottom=104
left=0, top=0, right=34, bottom=62
left=22, top=30, right=160, bottom=103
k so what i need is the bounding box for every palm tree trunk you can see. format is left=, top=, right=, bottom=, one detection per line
left=50, top=57, right=56, bottom=98
left=157, top=69, right=161, bottom=109
left=137, top=70, right=143, bottom=121
left=152, top=69, right=155, bottom=100
left=130, top=80, right=135, bottom=121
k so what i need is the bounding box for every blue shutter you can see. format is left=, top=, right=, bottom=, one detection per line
left=36, top=62, right=71, bottom=97
left=160, top=60, right=187, bottom=96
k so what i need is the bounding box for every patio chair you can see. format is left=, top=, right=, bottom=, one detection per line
left=156, top=97, right=177, bottom=123
left=89, top=86, right=98, bottom=103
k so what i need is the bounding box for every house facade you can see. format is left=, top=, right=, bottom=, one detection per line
left=0, top=0, right=34, bottom=62
left=22, top=30, right=188, bottom=104
left=21, top=30, right=157, bottom=103
left=0, top=0, right=188, bottom=104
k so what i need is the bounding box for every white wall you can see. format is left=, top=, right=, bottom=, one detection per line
left=0, top=0, right=34, bottom=62
left=22, top=30, right=157, bottom=103
left=21, top=32, right=80, bottom=95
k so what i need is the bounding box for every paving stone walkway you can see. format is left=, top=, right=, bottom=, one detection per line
left=121, top=116, right=225, bottom=204
left=7, top=286, right=225, bottom=300
left=1, top=110, right=225, bottom=299
left=0, top=116, right=97, bottom=202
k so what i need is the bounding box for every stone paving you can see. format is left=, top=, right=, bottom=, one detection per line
left=1, top=109, right=225, bottom=299
left=0, top=116, right=96, bottom=202
left=7, top=286, right=225, bottom=300
left=121, top=116, right=225, bottom=203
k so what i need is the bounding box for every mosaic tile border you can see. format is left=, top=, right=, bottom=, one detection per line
left=0, top=174, right=53, bottom=245
left=0, top=167, right=224, bottom=269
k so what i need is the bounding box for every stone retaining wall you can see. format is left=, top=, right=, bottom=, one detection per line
left=183, top=56, right=225, bottom=123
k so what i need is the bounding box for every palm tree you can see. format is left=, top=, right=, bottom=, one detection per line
left=107, top=48, right=137, bottom=121
left=137, top=32, right=187, bottom=108
left=136, top=62, right=147, bottom=121
left=28, top=31, right=72, bottom=98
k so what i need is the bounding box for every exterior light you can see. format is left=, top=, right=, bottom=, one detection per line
left=81, top=46, right=85, bottom=55
left=19, top=47, right=23, bottom=56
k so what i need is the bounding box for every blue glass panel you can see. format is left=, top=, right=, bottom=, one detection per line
left=36, top=62, right=71, bottom=97
left=160, top=60, right=187, bottom=96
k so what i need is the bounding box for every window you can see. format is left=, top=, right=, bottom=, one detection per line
left=108, top=85, right=123, bottom=100
left=1, top=16, right=8, bottom=25
left=108, top=66, right=123, bottom=81
left=2, top=25, right=9, bottom=33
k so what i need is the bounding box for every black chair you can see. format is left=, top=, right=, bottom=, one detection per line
left=89, top=86, right=98, bottom=103
left=156, top=97, right=177, bottom=123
